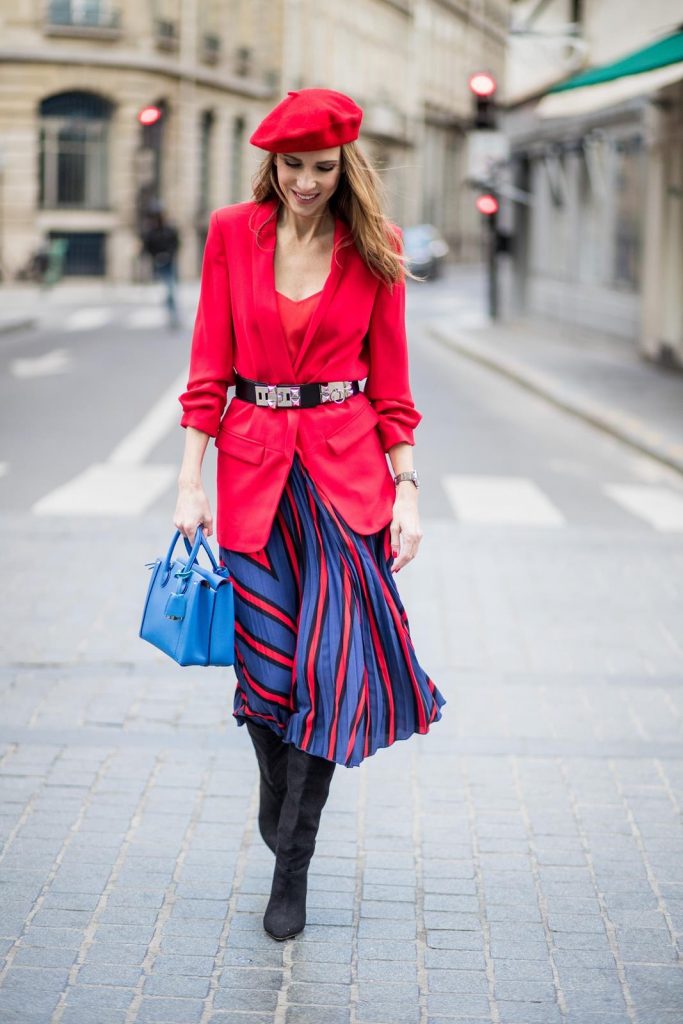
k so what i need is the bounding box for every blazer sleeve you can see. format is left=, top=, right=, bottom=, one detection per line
left=178, top=210, right=235, bottom=437
left=363, top=226, right=422, bottom=451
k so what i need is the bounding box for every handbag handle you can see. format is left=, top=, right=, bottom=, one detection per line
left=181, top=526, right=220, bottom=573
left=162, top=525, right=219, bottom=582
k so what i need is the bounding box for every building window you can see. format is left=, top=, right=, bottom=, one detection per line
left=230, top=116, right=245, bottom=204
left=152, top=0, right=179, bottom=50
left=198, top=109, right=215, bottom=216
left=578, top=143, right=606, bottom=286
left=49, top=231, right=106, bottom=276
left=38, top=91, right=112, bottom=209
left=541, top=151, right=571, bottom=278
left=45, top=0, right=122, bottom=35
left=570, top=0, right=584, bottom=26
left=612, top=136, right=644, bottom=291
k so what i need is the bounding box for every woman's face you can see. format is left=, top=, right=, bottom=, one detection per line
left=275, top=147, right=342, bottom=215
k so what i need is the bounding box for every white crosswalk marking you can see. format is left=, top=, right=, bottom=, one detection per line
left=11, top=349, right=71, bottom=378
left=63, top=308, right=114, bottom=331
left=124, top=308, right=167, bottom=329
left=32, top=464, right=177, bottom=516
left=453, top=311, right=489, bottom=329
left=442, top=475, right=566, bottom=526
left=109, top=370, right=188, bottom=466
left=31, top=369, right=188, bottom=516
left=604, top=484, right=683, bottom=531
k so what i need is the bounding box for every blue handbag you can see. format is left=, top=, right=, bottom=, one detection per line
left=139, top=526, right=235, bottom=666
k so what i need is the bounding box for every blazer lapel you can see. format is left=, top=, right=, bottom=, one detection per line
left=292, top=214, right=351, bottom=377
left=250, top=197, right=353, bottom=382
left=250, top=198, right=296, bottom=380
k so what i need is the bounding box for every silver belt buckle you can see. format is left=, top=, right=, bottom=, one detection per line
left=254, top=383, right=300, bottom=409
left=320, top=380, right=352, bottom=404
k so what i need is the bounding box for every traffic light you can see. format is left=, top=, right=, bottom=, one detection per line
left=475, top=193, right=499, bottom=216
left=466, top=71, right=505, bottom=320
left=135, top=101, right=168, bottom=236
left=468, top=71, right=497, bottom=130
left=475, top=189, right=500, bottom=319
left=137, top=105, right=164, bottom=127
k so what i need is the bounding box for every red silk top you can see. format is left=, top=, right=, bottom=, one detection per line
left=275, top=289, right=322, bottom=363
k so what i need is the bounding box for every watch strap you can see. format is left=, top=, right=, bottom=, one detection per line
left=394, top=470, right=419, bottom=488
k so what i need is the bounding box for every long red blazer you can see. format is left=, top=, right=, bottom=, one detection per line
left=178, top=196, right=422, bottom=552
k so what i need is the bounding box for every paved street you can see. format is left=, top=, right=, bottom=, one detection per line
left=1, top=269, right=683, bottom=1024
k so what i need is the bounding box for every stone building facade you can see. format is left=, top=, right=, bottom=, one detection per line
left=0, top=0, right=508, bottom=282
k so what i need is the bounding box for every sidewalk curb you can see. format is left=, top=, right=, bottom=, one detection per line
left=429, top=322, right=683, bottom=477
left=0, top=317, right=37, bottom=336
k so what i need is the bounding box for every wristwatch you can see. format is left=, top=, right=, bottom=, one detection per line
left=394, top=470, right=420, bottom=489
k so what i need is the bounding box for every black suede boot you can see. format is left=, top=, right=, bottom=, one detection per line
left=245, top=719, right=290, bottom=854
left=263, top=744, right=336, bottom=941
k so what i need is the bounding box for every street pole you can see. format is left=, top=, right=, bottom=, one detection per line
left=467, top=71, right=505, bottom=324
left=488, top=200, right=499, bottom=320
left=475, top=190, right=501, bottom=320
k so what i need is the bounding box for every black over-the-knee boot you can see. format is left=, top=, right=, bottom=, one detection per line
left=263, top=744, right=336, bottom=941
left=245, top=719, right=289, bottom=854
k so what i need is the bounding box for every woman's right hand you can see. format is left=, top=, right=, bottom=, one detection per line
left=174, top=480, right=214, bottom=544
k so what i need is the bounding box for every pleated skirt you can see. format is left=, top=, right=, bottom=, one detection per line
left=218, top=453, right=446, bottom=768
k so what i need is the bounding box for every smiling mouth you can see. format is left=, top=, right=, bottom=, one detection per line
left=292, top=190, right=320, bottom=203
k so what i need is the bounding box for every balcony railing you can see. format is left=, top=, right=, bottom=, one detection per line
left=44, top=1, right=122, bottom=38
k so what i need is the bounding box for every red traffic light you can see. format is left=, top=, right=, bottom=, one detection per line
left=138, top=105, right=163, bottom=126
left=468, top=72, right=496, bottom=98
left=476, top=193, right=499, bottom=216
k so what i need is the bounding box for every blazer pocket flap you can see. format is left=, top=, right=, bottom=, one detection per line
left=326, top=402, right=381, bottom=454
left=215, top=429, right=266, bottom=465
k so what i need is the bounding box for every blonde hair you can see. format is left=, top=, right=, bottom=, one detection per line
left=250, top=141, right=421, bottom=288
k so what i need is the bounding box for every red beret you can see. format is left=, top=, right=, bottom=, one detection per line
left=250, top=88, right=363, bottom=153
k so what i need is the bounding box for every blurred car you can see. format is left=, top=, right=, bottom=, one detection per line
left=402, top=224, right=450, bottom=280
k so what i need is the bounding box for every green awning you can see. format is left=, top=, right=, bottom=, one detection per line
left=550, top=30, right=683, bottom=93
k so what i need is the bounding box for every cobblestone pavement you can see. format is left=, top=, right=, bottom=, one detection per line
left=1, top=511, right=682, bottom=1024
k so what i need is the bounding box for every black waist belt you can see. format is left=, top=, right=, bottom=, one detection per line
left=234, top=370, right=360, bottom=409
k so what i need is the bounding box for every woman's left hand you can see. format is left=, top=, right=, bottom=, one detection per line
left=390, top=485, right=423, bottom=573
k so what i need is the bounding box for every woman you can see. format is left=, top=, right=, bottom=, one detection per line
left=175, top=88, right=445, bottom=942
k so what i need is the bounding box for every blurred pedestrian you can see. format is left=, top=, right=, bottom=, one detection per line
left=174, top=88, right=446, bottom=942
left=142, top=201, right=180, bottom=327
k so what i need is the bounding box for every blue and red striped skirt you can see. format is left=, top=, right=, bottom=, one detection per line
left=219, top=453, right=445, bottom=768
